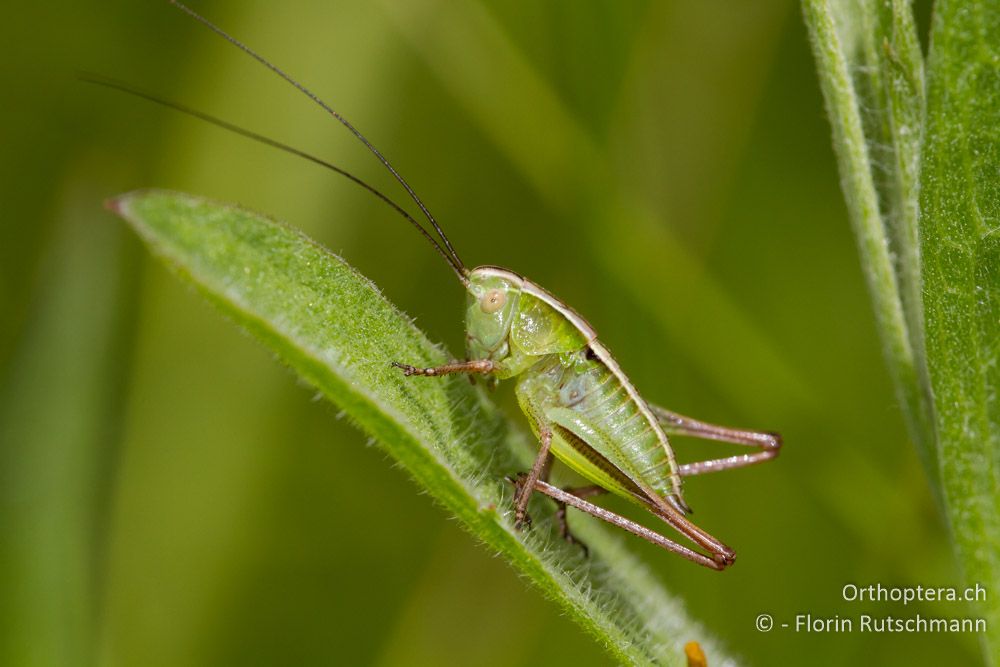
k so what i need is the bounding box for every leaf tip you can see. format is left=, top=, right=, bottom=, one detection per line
left=104, top=194, right=126, bottom=217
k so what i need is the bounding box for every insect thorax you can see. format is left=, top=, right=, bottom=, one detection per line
left=465, top=267, right=592, bottom=381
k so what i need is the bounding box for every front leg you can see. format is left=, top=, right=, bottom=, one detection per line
left=391, top=359, right=495, bottom=377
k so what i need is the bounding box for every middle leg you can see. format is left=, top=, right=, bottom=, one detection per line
left=553, top=485, right=606, bottom=555
left=513, top=428, right=553, bottom=529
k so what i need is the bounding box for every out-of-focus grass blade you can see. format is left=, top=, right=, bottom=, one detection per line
left=919, top=1, right=1000, bottom=662
left=109, top=189, right=735, bottom=667
left=0, top=184, right=132, bottom=667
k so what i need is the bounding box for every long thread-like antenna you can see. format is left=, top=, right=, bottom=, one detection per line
left=169, top=0, right=467, bottom=274
left=81, top=72, right=469, bottom=284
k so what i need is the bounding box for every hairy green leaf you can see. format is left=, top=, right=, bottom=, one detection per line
left=806, top=0, right=1000, bottom=661
left=920, top=0, right=1000, bottom=661
left=802, top=0, right=935, bottom=480
left=110, top=189, right=733, bottom=667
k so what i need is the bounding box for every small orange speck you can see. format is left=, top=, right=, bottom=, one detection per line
left=684, top=641, right=707, bottom=667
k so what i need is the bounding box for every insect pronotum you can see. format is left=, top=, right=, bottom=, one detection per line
left=101, top=1, right=782, bottom=571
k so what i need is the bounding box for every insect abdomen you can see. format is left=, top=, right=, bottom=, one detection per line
left=517, top=351, right=682, bottom=507
left=560, top=353, right=681, bottom=503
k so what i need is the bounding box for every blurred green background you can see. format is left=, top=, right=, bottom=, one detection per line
left=1, top=1, right=974, bottom=665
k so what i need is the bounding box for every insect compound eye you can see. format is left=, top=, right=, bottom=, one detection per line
left=480, top=288, right=507, bottom=314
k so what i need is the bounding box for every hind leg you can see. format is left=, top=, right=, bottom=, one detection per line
left=531, top=480, right=730, bottom=570
left=649, top=404, right=782, bottom=476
